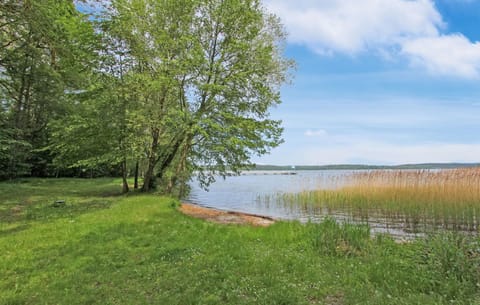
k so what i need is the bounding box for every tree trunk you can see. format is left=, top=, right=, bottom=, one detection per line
left=142, top=162, right=155, bottom=192
left=176, top=137, right=192, bottom=196
left=156, top=138, right=183, bottom=181
left=121, top=158, right=129, bottom=194
left=141, top=128, right=159, bottom=192
left=165, top=135, right=192, bottom=195
left=134, top=160, right=139, bottom=189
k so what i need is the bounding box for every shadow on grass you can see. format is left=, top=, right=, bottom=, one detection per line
left=0, top=186, right=158, bottom=239
left=0, top=178, right=122, bottom=202
left=0, top=223, right=31, bottom=237
left=0, top=200, right=114, bottom=238
left=0, top=178, right=127, bottom=237
left=23, top=200, right=114, bottom=223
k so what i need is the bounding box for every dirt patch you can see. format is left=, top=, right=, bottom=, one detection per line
left=324, top=292, right=345, bottom=305
left=180, top=203, right=275, bottom=227
left=10, top=205, right=23, bottom=214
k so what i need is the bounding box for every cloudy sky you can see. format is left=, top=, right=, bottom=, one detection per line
left=252, top=0, right=480, bottom=165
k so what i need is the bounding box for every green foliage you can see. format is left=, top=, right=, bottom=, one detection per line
left=96, top=0, right=294, bottom=192
left=0, top=0, right=97, bottom=179
left=1, top=178, right=480, bottom=304
left=307, top=218, right=371, bottom=257
left=1, top=0, right=293, bottom=192
left=49, top=80, right=134, bottom=169
left=0, top=123, right=32, bottom=179
left=186, top=0, right=293, bottom=186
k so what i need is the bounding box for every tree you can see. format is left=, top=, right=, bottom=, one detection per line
left=44, top=0, right=293, bottom=195
left=105, top=0, right=200, bottom=192
left=0, top=0, right=96, bottom=179
left=183, top=0, right=293, bottom=189
left=49, top=0, right=155, bottom=192
left=106, top=0, right=293, bottom=193
left=49, top=56, right=142, bottom=192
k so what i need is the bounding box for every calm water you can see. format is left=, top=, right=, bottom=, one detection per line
left=185, top=170, right=425, bottom=239
left=186, top=170, right=347, bottom=218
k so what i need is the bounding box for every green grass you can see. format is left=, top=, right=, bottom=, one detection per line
left=1, top=178, right=480, bottom=304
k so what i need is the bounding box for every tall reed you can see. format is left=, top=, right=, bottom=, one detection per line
left=276, top=168, right=480, bottom=232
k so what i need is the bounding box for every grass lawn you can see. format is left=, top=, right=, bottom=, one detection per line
left=1, top=178, right=479, bottom=304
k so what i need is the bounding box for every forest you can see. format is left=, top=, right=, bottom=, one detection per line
left=0, top=0, right=293, bottom=194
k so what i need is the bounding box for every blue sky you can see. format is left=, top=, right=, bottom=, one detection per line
left=253, top=0, right=480, bottom=165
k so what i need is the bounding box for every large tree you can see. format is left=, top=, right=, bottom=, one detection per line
left=107, top=0, right=200, bottom=192
left=186, top=0, right=293, bottom=188
left=44, top=0, right=293, bottom=195
left=107, top=0, right=293, bottom=192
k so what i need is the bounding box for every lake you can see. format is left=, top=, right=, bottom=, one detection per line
left=185, top=170, right=425, bottom=239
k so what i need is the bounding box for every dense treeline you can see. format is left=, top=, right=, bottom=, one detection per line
left=0, top=0, right=293, bottom=194
left=1, top=0, right=95, bottom=179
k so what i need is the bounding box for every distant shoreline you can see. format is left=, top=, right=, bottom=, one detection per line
left=253, top=163, right=480, bottom=171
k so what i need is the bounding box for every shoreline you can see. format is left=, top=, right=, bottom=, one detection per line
left=180, top=203, right=275, bottom=227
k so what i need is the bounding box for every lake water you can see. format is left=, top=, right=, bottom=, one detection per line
left=186, top=170, right=344, bottom=217
left=185, top=170, right=424, bottom=239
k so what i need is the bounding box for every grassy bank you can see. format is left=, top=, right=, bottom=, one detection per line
left=1, top=179, right=480, bottom=304
left=274, top=168, right=480, bottom=231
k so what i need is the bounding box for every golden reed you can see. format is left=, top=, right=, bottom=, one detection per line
left=277, top=168, right=480, bottom=231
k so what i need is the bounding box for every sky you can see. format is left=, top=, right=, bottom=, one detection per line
left=252, top=0, right=480, bottom=165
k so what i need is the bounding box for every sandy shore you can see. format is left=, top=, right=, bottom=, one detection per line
left=180, top=203, right=275, bottom=227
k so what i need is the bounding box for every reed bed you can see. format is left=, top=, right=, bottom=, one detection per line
left=273, top=168, right=480, bottom=232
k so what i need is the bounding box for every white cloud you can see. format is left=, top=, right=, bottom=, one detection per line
left=265, top=0, right=480, bottom=78
left=305, top=129, right=328, bottom=137
left=402, top=34, right=480, bottom=78
left=265, top=0, right=442, bottom=54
